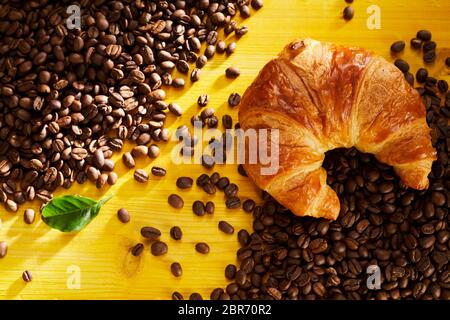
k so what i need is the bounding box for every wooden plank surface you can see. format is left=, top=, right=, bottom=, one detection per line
left=1, top=0, right=449, bottom=299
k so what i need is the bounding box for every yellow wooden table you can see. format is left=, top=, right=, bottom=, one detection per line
left=1, top=0, right=449, bottom=300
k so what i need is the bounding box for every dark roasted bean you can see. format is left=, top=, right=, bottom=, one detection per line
left=168, top=194, right=184, bottom=209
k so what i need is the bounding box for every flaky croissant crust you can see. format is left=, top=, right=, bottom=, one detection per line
left=239, top=39, right=436, bottom=220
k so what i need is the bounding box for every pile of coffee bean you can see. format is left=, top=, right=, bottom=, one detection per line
left=207, top=43, right=449, bottom=301
left=0, top=0, right=262, bottom=212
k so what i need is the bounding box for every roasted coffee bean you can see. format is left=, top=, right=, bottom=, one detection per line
left=198, top=94, right=210, bottom=107
left=225, top=67, right=241, bottom=79
left=170, top=226, right=183, bottom=241
left=222, top=115, right=233, bottom=129
left=192, top=201, right=206, bottom=216
left=134, top=169, right=149, bottom=183
left=172, top=292, right=184, bottom=300
left=394, top=59, right=410, bottom=73
left=168, top=194, right=184, bottom=209
left=437, top=80, right=448, bottom=93
left=238, top=165, right=248, bottom=177
left=24, top=209, right=35, bottom=224
left=228, top=93, right=241, bottom=107
left=423, top=41, right=437, bottom=52
left=148, top=145, right=160, bottom=158
left=225, top=264, right=237, bottom=279
left=132, top=146, right=148, bottom=158
left=191, top=68, right=201, bottom=82
left=151, top=241, right=168, bottom=256
left=195, top=242, right=210, bottom=254
left=219, top=221, right=235, bottom=234
left=0, top=241, right=7, bottom=258
left=226, top=42, right=237, bottom=55
left=117, top=208, right=130, bottom=223
left=176, top=177, right=193, bottom=189
left=151, top=167, right=166, bottom=177
left=122, top=152, right=135, bottom=168
left=225, top=196, right=241, bottom=209
left=224, top=184, right=239, bottom=198
left=168, top=103, right=183, bottom=117
left=417, top=30, right=432, bottom=41
left=205, top=201, right=215, bottom=214
left=216, top=177, right=230, bottom=190
left=343, top=6, right=354, bottom=20
left=251, top=0, right=264, bottom=9
left=189, top=293, right=203, bottom=300
left=391, top=41, right=406, bottom=53
left=243, top=199, right=256, bottom=213
left=22, top=270, right=32, bottom=282
left=131, top=243, right=144, bottom=257
left=203, top=183, right=217, bottom=195
left=424, top=50, right=436, bottom=63
left=416, top=68, right=428, bottom=83
left=171, top=262, right=183, bottom=277
left=217, top=40, right=227, bottom=53
left=411, top=38, right=423, bottom=49
left=141, top=227, right=161, bottom=240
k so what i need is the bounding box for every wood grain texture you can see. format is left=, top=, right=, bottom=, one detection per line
left=0, top=0, right=449, bottom=300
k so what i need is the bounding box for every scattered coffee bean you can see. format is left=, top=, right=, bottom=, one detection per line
left=134, top=169, right=149, bottom=183
left=219, top=221, right=235, bottom=234
left=243, top=199, right=256, bottom=213
left=131, top=243, right=144, bottom=257
left=196, top=55, right=208, bottom=69
left=238, top=165, right=248, bottom=177
left=411, top=38, right=423, bottom=49
left=171, top=262, right=183, bottom=277
left=22, top=270, right=32, bottom=283
left=191, top=68, right=201, bottom=82
left=131, top=146, right=148, bottom=158
left=394, top=59, right=410, bottom=73
left=225, top=264, right=237, bottom=279
left=122, top=152, right=135, bottom=168
left=148, top=145, right=161, bottom=158
left=217, top=40, right=227, bottom=54
left=226, top=42, right=237, bottom=55
left=0, top=241, right=7, bottom=258
left=24, top=209, right=35, bottom=224
left=168, top=194, right=184, bottom=209
left=224, top=183, right=239, bottom=197
left=198, top=94, right=210, bottom=107
left=172, top=292, right=184, bottom=300
left=151, top=167, right=167, bottom=177
left=226, top=67, right=241, bottom=79
left=176, top=177, right=193, bottom=189
left=228, top=93, right=241, bottom=107
left=205, top=201, right=215, bottom=214
left=416, top=68, right=429, bottom=83
left=222, top=115, right=233, bottom=129
left=343, top=6, right=354, bottom=20
left=193, top=201, right=206, bottom=216
left=141, top=226, right=161, bottom=240
left=225, top=196, right=241, bottom=209
left=117, top=208, right=130, bottom=223
left=424, top=50, right=437, bottom=63
left=251, top=0, right=264, bottom=10
left=437, top=80, right=448, bottom=93
left=195, top=242, right=210, bottom=254
left=168, top=103, right=183, bottom=117
left=391, top=41, right=405, bottom=53
left=189, top=293, right=203, bottom=300
left=417, top=30, right=432, bottom=41
left=423, top=41, right=437, bottom=52
left=216, top=177, right=230, bottom=190
left=170, top=226, right=183, bottom=241
left=151, top=241, right=168, bottom=256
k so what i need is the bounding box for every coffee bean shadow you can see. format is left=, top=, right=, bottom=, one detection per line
left=212, top=75, right=235, bottom=91
left=5, top=277, right=26, bottom=298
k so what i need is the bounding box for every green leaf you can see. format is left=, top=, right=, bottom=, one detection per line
left=41, top=194, right=112, bottom=232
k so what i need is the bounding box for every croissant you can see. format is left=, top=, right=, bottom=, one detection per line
left=238, top=39, right=436, bottom=220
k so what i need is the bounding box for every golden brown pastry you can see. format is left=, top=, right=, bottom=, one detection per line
left=238, top=39, right=436, bottom=220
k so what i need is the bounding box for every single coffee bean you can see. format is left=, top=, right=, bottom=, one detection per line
left=251, top=0, right=264, bottom=9
left=225, top=67, right=240, bottom=79
left=189, top=293, right=203, bottom=300
left=141, top=226, right=161, bottom=240
left=411, top=38, right=423, bottom=49
left=151, top=241, right=168, bottom=256
left=122, top=152, right=135, bottom=168
left=172, top=292, right=184, bottom=300
left=131, top=243, right=144, bottom=256
left=177, top=177, right=193, bottom=189
left=224, top=183, right=239, bottom=197
left=343, top=6, right=354, bottom=20
left=238, top=164, right=248, bottom=177
left=151, top=167, right=166, bottom=177
left=219, top=221, right=235, bottom=234
left=205, top=45, right=216, bottom=59
left=168, top=103, right=183, bottom=116
left=193, top=200, right=206, bottom=216
left=217, top=40, right=226, bottom=53
left=131, top=145, right=148, bottom=158
left=390, top=41, right=405, bottom=53
left=437, top=80, right=448, bottom=93
left=216, top=177, right=230, bottom=190
left=222, top=115, right=233, bottom=129
left=225, top=196, right=241, bottom=209
left=203, top=183, right=217, bottom=195
left=172, top=78, right=185, bottom=88
left=195, top=242, right=210, bottom=254
left=416, top=68, right=428, bottom=83
left=24, top=208, right=35, bottom=224
left=0, top=241, right=7, bottom=258
left=170, top=226, right=183, bottom=240
left=205, top=201, right=215, bottom=214
left=168, top=194, right=184, bottom=209
left=134, top=169, right=149, bottom=183
left=417, top=30, right=432, bottom=41
left=243, top=199, right=256, bottom=213
left=405, top=72, right=414, bottom=86
left=117, top=208, right=130, bottom=223
left=148, top=144, right=160, bottom=158
left=226, top=42, right=237, bottom=55
left=171, top=262, right=183, bottom=277
left=198, top=94, right=210, bottom=108
left=424, top=50, right=436, bottom=63
left=107, top=172, right=118, bottom=185
left=225, top=264, right=237, bottom=279
left=228, top=93, right=241, bottom=107
left=191, top=68, right=201, bottom=82
left=423, top=41, right=437, bottom=52
left=22, top=270, right=32, bottom=282
left=394, top=59, right=409, bottom=73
